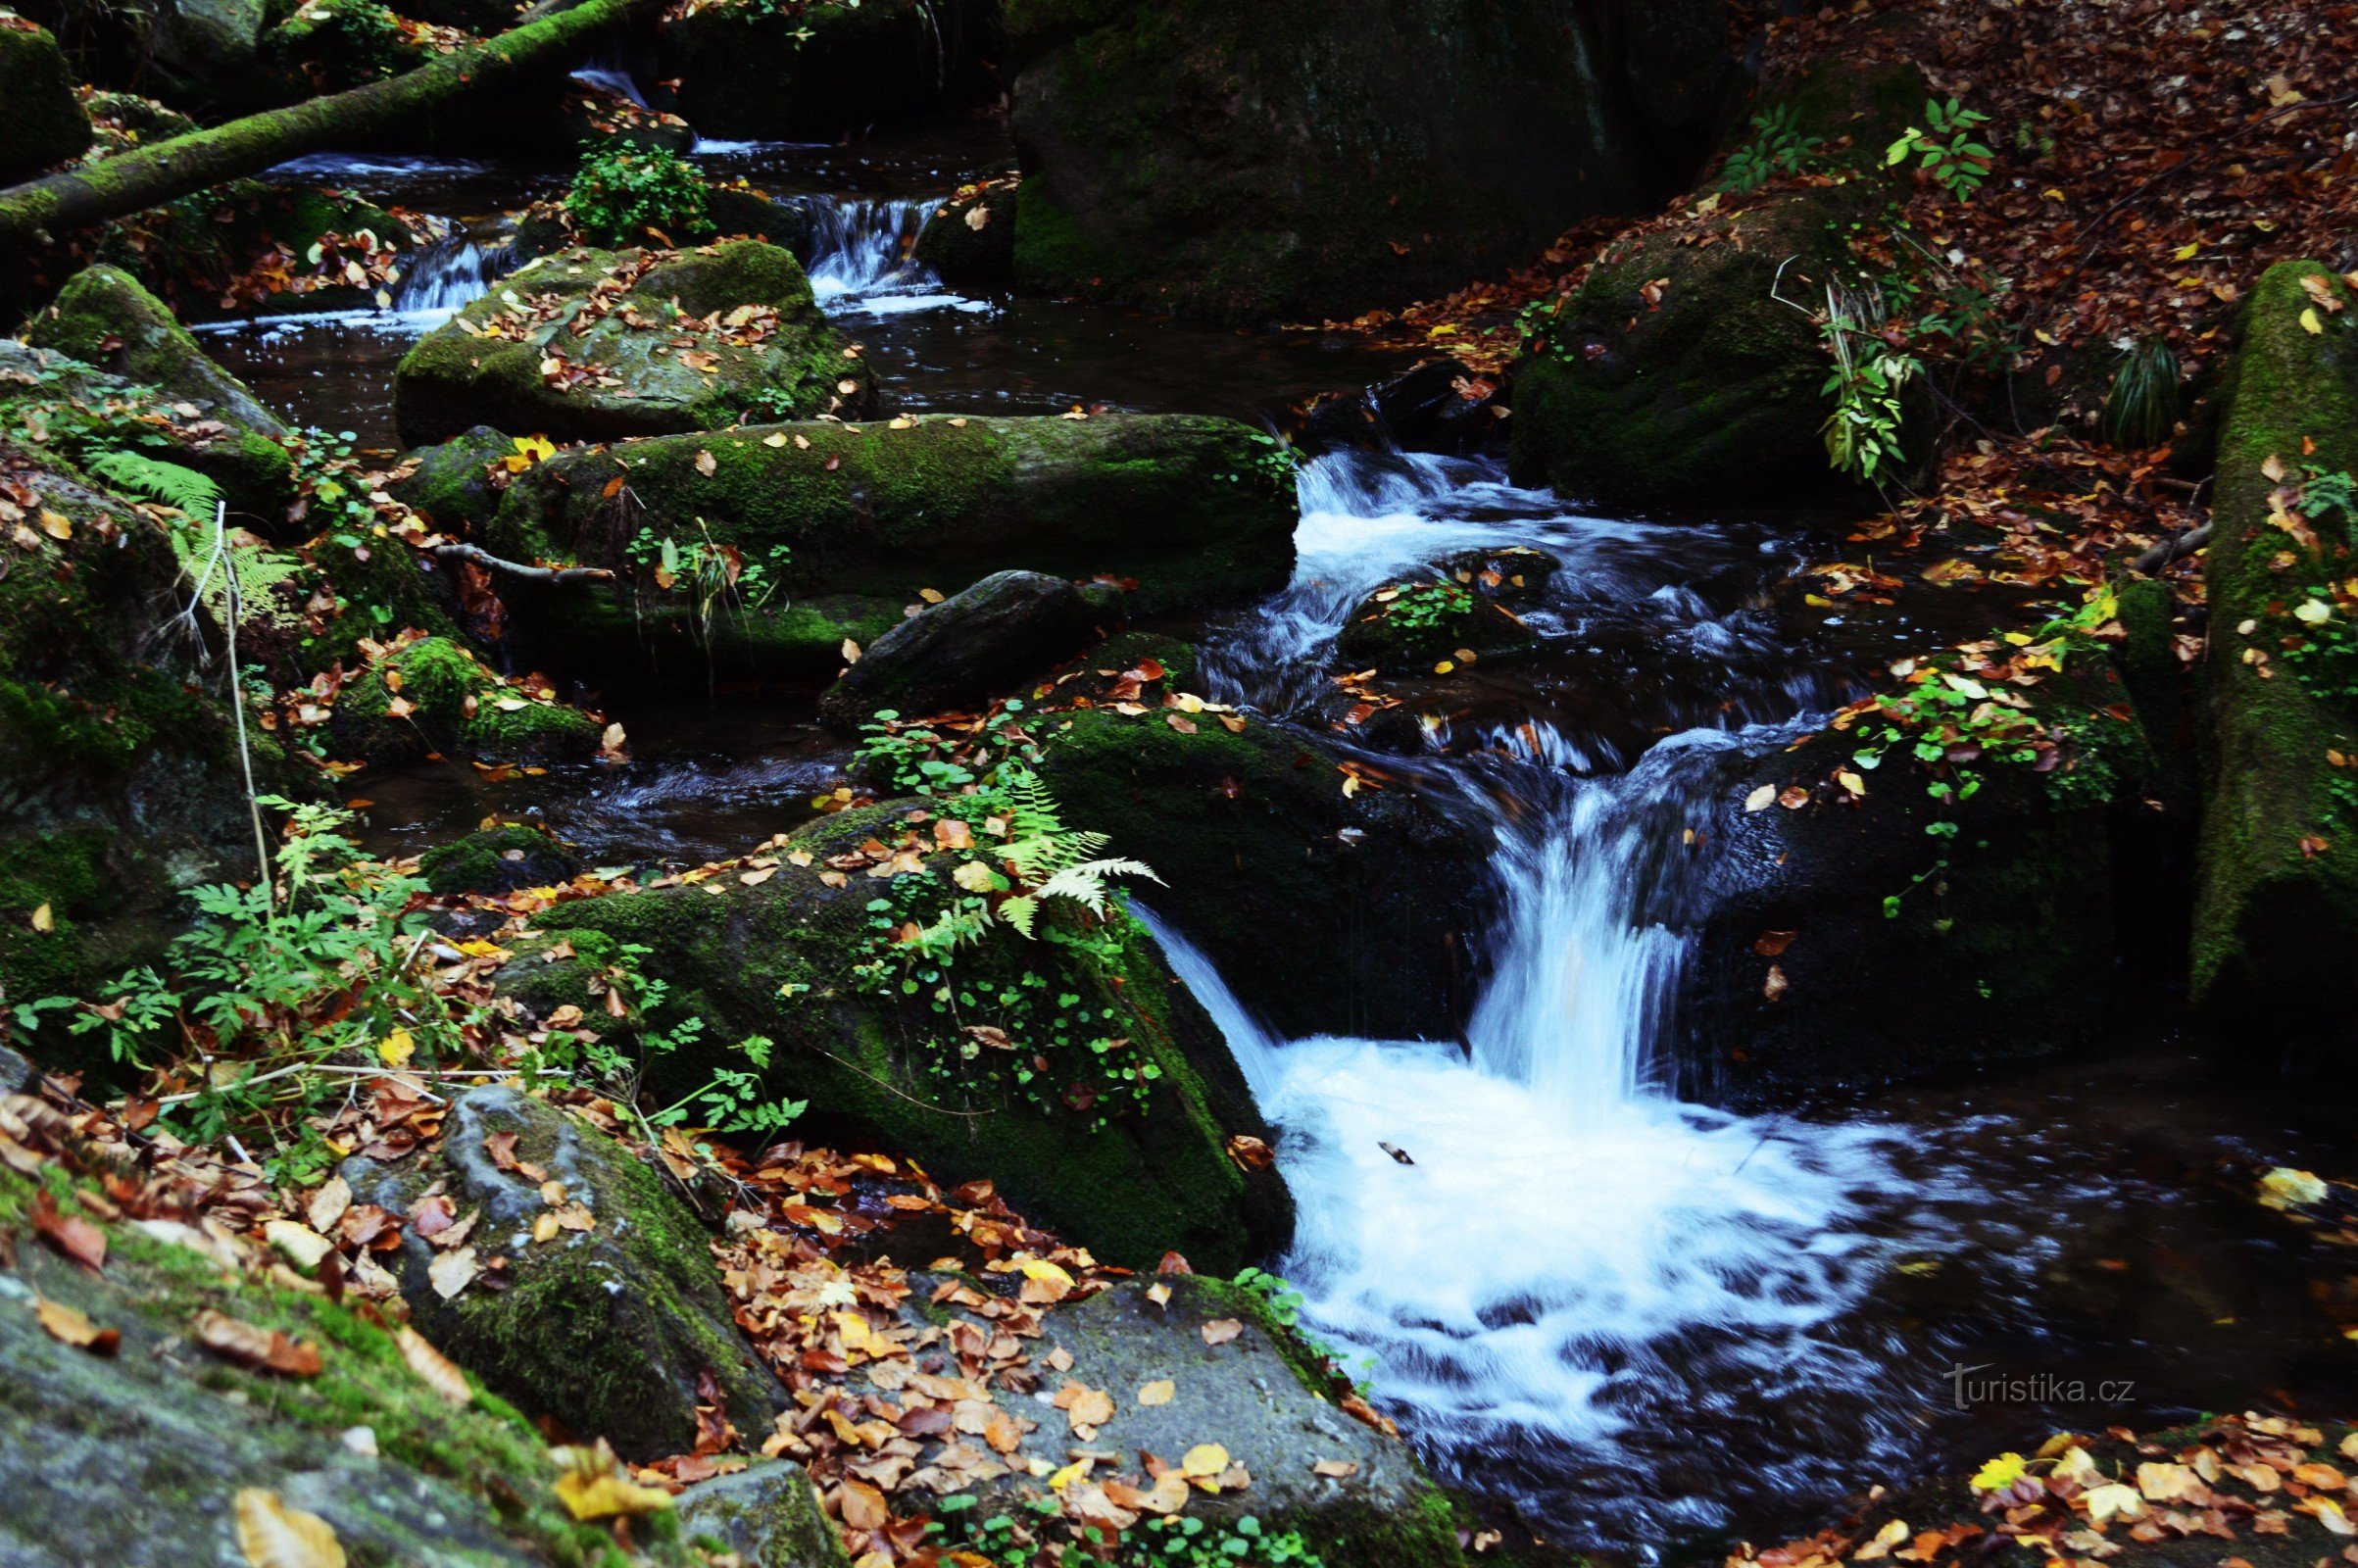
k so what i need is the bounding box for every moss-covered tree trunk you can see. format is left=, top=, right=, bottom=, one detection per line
left=0, top=0, right=663, bottom=252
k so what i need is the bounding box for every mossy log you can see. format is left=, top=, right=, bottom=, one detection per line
left=0, top=0, right=665, bottom=254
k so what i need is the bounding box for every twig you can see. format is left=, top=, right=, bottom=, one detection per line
left=213, top=503, right=275, bottom=911
left=430, top=542, right=615, bottom=584
left=2132, top=520, right=2213, bottom=574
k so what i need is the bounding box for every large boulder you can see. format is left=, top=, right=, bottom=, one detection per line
left=1006, top=0, right=1733, bottom=323
left=0, top=1158, right=717, bottom=1568
left=392, top=241, right=869, bottom=447
left=912, top=176, right=1018, bottom=294
left=0, top=19, right=90, bottom=184
left=482, top=413, right=1298, bottom=683
left=1506, top=183, right=1874, bottom=512
left=24, top=265, right=291, bottom=440
left=2191, top=260, right=2358, bottom=1051
left=497, top=802, right=1296, bottom=1275
left=1040, top=706, right=1497, bottom=1042
left=342, top=1085, right=790, bottom=1462
left=151, top=0, right=269, bottom=78
left=659, top=0, right=1003, bottom=142
left=817, top=568, right=1116, bottom=727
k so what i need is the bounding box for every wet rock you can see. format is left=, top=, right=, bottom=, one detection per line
left=392, top=240, right=869, bottom=447
left=1439, top=544, right=1560, bottom=607
left=0, top=20, right=90, bottom=184
left=419, top=822, right=585, bottom=897
left=1335, top=578, right=1539, bottom=674
left=500, top=802, right=1294, bottom=1274
left=1007, top=0, right=1735, bottom=323
left=1506, top=183, right=1880, bottom=512
left=152, top=0, right=268, bottom=78
left=817, top=569, right=1117, bottom=728
left=1307, top=359, right=1506, bottom=456
left=0, top=1042, right=31, bottom=1092
left=675, top=1462, right=851, bottom=1568
left=2192, top=260, right=2358, bottom=1049
left=658, top=0, right=1003, bottom=142
left=1680, top=655, right=2159, bottom=1102
left=911, top=177, right=1018, bottom=292
left=386, top=424, right=516, bottom=534
left=24, top=264, right=290, bottom=439
left=483, top=413, right=1297, bottom=684
left=334, top=635, right=605, bottom=768
left=1040, top=708, right=1497, bottom=1042
left=0, top=1161, right=712, bottom=1568
left=342, top=1084, right=788, bottom=1462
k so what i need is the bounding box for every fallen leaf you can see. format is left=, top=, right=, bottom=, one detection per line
left=397, top=1325, right=472, bottom=1404
left=29, top=902, right=53, bottom=932
left=192, top=1309, right=322, bottom=1377
left=1312, top=1459, right=1359, bottom=1479
left=552, top=1439, right=674, bottom=1521
left=694, top=449, right=717, bottom=476
left=1744, top=785, right=1777, bottom=811
left=427, top=1246, right=479, bottom=1299
left=307, top=1177, right=352, bottom=1234
left=31, top=1190, right=106, bottom=1271
left=235, top=1489, right=345, bottom=1568
left=1138, top=1379, right=1175, bottom=1406
left=35, top=1296, right=120, bottom=1354
left=1201, top=1318, right=1243, bottom=1346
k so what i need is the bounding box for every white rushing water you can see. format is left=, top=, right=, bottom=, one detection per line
left=797, top=196, right=987, bottom=317
left=1170, top=448, right=1992, bottom=1549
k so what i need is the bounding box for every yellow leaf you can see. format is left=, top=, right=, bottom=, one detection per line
left=1854, top=1518, right=1910, bottom=1560
left=762, top=431, right=791, bottom=447
left=235, top=1490, right=346, bottom=1568
left=2082, top=1483, right=2145, bottom=1525
left=1970, top=1453, right=2027, bottom=1492
left=396, top=1325, right=472, bottom=1405
left=552, top=1440, right=674, bottom=1520
left=1182, top=1444, right=1230, bottom=1479
left=1018, top=1257, right=1075, bottom=1288
left=376, top=1028, right=415, bottom=1067
left=1137, top=1379, right=1175, bottom=1406
left=2260, top=1166, right=2327, bottom=1208
left=38, top=509, right=73, bottom=540
left=1432, top=660, right=1454, bottom=674
left=1744, top=785, right=1777, bottom=812
left=29, top=902, right=54, bottom=932
left=918, top=587, right=945, bottom=604
left=1836, top=770, right=1866, bottom=797
left=2174, top=241, right=2201, bottom=261
left=1047, top=1458, right=1091, bottom=1491
left=2302, top=307, right=2326, bottom=335
left=841, top=638, right=861, bottom=664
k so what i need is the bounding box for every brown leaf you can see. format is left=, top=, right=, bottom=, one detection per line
left=397, top=1325, right=472, bottom=1404
left=191, top=1309, right=322, bottom=1377
left=31, top=1190, right=106, bottom=1271
left=1751, top=930, right=1797, bottom=957
left=1200, top=1318, right=1243, bottom=1346
left=35, top=1296, right=120, bottom=1354
left=1312, top=1458, right=1360, bottom=1479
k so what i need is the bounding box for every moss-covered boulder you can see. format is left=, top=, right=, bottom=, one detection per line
left=1506, top=183, right=1876, bottom=512
left=1680, top=650, right=2158, bottom=1102
left=152, top=0, right=270, bottom=79
left=817, top=569, right=1117, bottom=727
left=0, top=439, right=295, bottom=1015
left=483, top=414, right=1297, bottom=684
left=912, top=177, right=1018, bottom=293
left=259, top=0, right=432, bottom=95
left=24, top=264, right=292, bottom=440
left=926, top=1276, right=1468, bottom=1568
left=1040, top=708, right=1496, bottom=1042
left=658, top=0, right=1002, bottom=142
left=343, top=1085, right=788, bottom=1462
left=675, top=1463, right=850, bottom=1568
left=1334, top=577, right=1537, bottom=674
left=420, top=821, right=585, bottom=896
left=501, top=802, right=1294, bottom=1274
left=392, top=241, right=869, bottom=448
left=386, top=423, right=516, bottom=534
left=1007, top=0, right=1732, bottom=323
left=334, top=635, right=605, bottom=768
left=2191, top=261, right=2358, bottom=1049
left=0, top=18, right=90, bottom=184
left=0, top=1159, right=719, bottom=1568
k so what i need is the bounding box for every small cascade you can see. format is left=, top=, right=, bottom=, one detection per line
left=390, top=236, right=507, bottom=318
left=569, top=49, right=650, bottom=109
left=793, top=196, right=974, bottom=314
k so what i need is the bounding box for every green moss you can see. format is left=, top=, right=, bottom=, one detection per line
left=421, top=824, right=584, bottom=896
left=337, top=636, right=600, bottom=767
left=25, top=266, right=291, bottom=442
left=0, top=22, right=91, bottom=184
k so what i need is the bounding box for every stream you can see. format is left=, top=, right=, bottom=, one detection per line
left=222, top=106, right=2358, bottom=1565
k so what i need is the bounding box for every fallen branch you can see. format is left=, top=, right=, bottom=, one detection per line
left=0, top=0, right=664, bottom=253
left=2133, top=520, right=2212, bottom=574
left=430, top=542, right=614, bottom=584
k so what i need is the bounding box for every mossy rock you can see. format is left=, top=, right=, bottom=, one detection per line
left=152, top=0, right=270, bottom=78
left=1681, top=653, right=2158, bottom=1103
left=1726, top=55, right=1930, bottom=181
left=334, top=635, right=604, bottom=768
left=912, top=180, right=1017, bottom=293
left=674, top=1462, right=851, bottom=1568
left=420, top=822, right=585, bottom=896
left=657, top=0, right=1002, bottom=142
left=392, top=241, right=868, bottom=448
left=816, top=568, right=1119, bottom=727
left=0, top=1160, right=708, bottom=1568
left=259, top=0, right=432, bottom=94
left=387, top=423, right=517, bottom=533
left=0, top=19, right=91, bottom=184
left=935, top=1276, right=1469, bottom=1568
left=482, top=413, right=1297, bottom=685
left=2190, top=260, right=2358, bottom=1050
left=503, top=803, right=1295, bottom=1274
left=1007, top=0, right=1729, bottom=323
left=1334, top=578, right=1538, bottom=673
left=342, top=1085, right=787, bottom=1461
left=1505, top=182, right=1882, bottom=512
left=1039, top=708, right=1497, bottom=1042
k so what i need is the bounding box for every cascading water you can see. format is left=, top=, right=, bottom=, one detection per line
left=391, top=235, right=504, bottom=318
left=794, top=196, right=983, bottom=316
left=1176, top=446, right=2020, bottom=1551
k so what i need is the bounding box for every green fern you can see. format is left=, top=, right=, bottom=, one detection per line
left=998, top=767, right=1110, bottom=882
left=83, top=449, right=223, bottom=517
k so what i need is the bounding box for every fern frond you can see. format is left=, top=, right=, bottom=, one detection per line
left=1035, top=858, right=1162, bottom=916
left=84, top=449, right=223, bottom=517
left=998, top=894, right=1038, bottom=939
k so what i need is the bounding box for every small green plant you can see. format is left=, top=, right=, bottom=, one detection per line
left=1226, top=429, right=1299, bottom=492
left=1232, top=1265, right=1306, bottom=1327
left=1722, top=103, right=1828, bottom=193
left=2299, top=466, right=2358, bottom=529
left=79, top=449, right=223, bottom=516
left=565, top=144, right=712, bottom=246
left=623, top=522, right=789, bottom=653
left=931, top=1499, right=1325, bottom=1568
left=1887, top=98, right=1994, bottom=201
left=1385, top=580, right=1476, bottom=634
left=2102, top=337, right=2183, bottom=448
left=1819, top=283, right=1920, bottom=486
left=2282, top=585, right=2358, bottom=708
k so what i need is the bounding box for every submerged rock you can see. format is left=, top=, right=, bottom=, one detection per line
left=817, top=568, right=1117, bottom=727
left=0, top=20, right=91, bottom=185
left=483, top=413, right=1297, bottom=684
left=343, top=1085, right=789, bottom=1462
left=2192, top=260, right=2358, bottom=1049
left=1041, top=708, right=1496, bottom=1042
left=1335, top=577, right=1538, bottom=674
left=497, top=803, right=1294, bottom=1274
left=1007, top=0, right=1734, bottom=323
left=392, top=240, right=869, bottom=447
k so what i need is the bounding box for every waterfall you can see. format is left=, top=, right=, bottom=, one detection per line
left=1174, top=447, right=1963, bottom=1551
left=391, top=236, right=504, bottom=318
left=793, top=197, right=981, bottom=316
left=570, top=50, right=650, bottom=109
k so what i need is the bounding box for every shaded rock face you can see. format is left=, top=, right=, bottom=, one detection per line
left=152, top=0, right=268, bottom=76
left=675, top=1462, right=851, bottom=1568
left=2192, top=260, right=2358, bottom=1052
left=0, top=20, right=91, bottom=185
left=386, top=423, right=515, bottom=533
left=1006, top=0, right=1733, bottom=324
left=499, top=803, right=1295, bottom=1275
left=482, top=414, right=1297, bottom=684
left=1041, top=709, right=1498, bottom=1043
left=1676, top=657, right=2159, bottom=1104
left=342, top=1085, right=788, bottom=1462
left=912, top=179, right=1018, bottom=293
left=392, top=241, right=869, bottom=447
left=818, top=569, right=1114, bottom=727
left=659, top=0, right=1005, bottom=142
